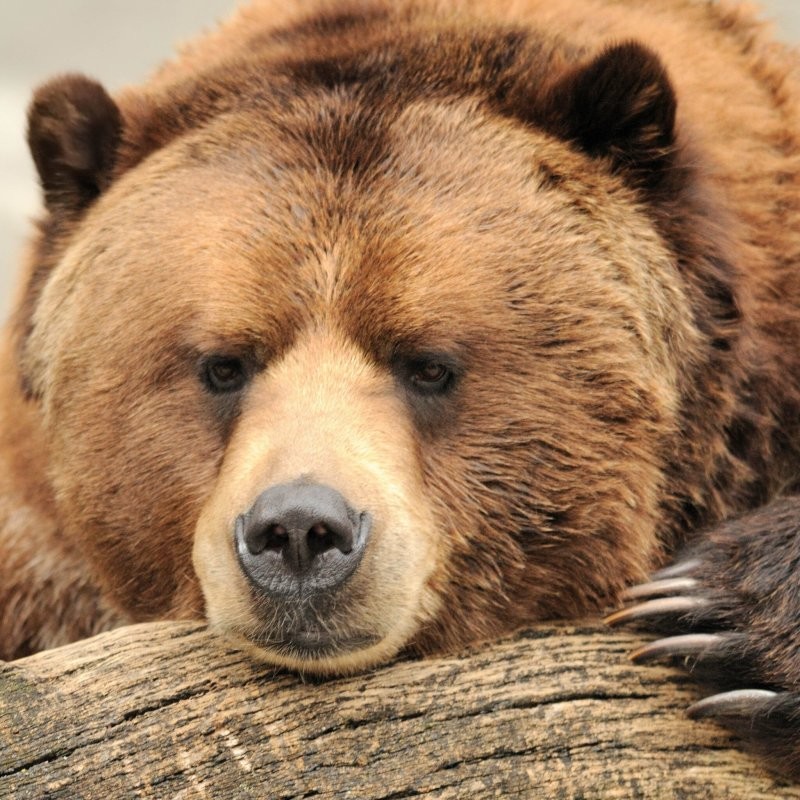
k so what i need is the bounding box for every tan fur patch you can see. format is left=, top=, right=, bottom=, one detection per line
left=194, top=329, right=442, bottom=672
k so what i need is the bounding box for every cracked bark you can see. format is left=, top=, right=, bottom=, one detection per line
left=0, top=622, right=797, bottom=799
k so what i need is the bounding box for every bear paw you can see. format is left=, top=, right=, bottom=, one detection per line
left=607, top=497, right=800, bottom=778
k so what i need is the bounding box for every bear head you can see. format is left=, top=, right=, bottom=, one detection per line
left=16, top=12, right=735, bottom=673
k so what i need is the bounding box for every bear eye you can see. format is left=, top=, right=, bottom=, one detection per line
left=407, top=358, right=454, bottom=395
left=202, top=355, right=248, bottom=394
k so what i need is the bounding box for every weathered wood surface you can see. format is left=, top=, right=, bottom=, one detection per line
left=0, top=622, right=796, bottom=799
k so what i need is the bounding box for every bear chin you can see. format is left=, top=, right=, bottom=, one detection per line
left=228, top=630, right=403, bottom=676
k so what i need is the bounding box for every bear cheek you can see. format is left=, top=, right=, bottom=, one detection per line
left=27, top=290, right=217, bottom=617
left=46, top=374, right=219, bottom=618
left=192, top=331, right=444, bottom=672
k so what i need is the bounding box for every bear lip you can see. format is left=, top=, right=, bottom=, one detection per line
left=266, top=629, right=382, bottom=659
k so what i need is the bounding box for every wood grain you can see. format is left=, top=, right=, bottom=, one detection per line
left=0, top=622, right=797, bottom=799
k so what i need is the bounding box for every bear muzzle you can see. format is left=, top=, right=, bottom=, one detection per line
left=233, top=481, right=380, bottom=658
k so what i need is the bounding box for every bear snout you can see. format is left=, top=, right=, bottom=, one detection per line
left=235, top=481, right=372, bottom=599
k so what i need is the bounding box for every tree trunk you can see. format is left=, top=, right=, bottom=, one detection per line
left=0, top=622, right=796, bottom=799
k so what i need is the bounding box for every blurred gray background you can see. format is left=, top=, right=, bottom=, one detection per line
left=1, top=1, right=799, bottom=321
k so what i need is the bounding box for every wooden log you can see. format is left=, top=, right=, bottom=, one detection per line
left=0, top=622, right=797, bottom=799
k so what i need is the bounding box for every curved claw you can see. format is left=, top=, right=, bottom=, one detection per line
left=622, top=577, right=699, bottom=601
left=605, top=596, right=710, bottom=626
left=630, top=633, right=724, bottom=663
left=651, top=559, right=702, bottom=581
left=688, top=688, right=779, bottom=719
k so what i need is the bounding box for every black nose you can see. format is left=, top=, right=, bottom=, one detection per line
left=235, top=481, right=371, bottom=599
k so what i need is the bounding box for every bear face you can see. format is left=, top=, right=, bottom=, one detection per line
left=10, top=1, right=800, bottom=672
left=20, top=45, right=691, bottom=673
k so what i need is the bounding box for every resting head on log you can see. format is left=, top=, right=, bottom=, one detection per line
left=3, top=0, right=800, bottom=781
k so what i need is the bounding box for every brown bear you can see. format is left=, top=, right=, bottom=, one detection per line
left=3, top=0, right=800, bottom=774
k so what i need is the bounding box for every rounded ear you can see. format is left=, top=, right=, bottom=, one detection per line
left=27, top=74, right=122, bottom=216
left=539, top=42, right=677, bottom=188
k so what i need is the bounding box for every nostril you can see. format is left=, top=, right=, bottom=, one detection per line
left=264, top=523, right=289, bottom=551
left=240, top=517, right=289, bottom=556
left=308, top=523, right=333, bottom=557
left=307, top=522, right=353, bottom=557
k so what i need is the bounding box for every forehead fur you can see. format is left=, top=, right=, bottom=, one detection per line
left=115, top=9, right=577, bottom=176
left=21, top=0, right=710, bottom=397
left=27, top=89, right=688, bottom=406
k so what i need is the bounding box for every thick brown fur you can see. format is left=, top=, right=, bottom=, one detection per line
left=3, top=0, right=800, bottom=677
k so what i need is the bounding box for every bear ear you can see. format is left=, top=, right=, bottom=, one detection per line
left=539, top=42, right=677, bottom=188
left=27, top=74, right=123, bottom=216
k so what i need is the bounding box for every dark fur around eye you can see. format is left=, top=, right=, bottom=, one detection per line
left=399, top=354, right=460, bottom=397
left=201, top=355, right=250, bottom=394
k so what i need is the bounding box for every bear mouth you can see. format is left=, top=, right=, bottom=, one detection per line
left=250, top=627, right=383, bottom=661
left=287, top=630, right=381, bottom=654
